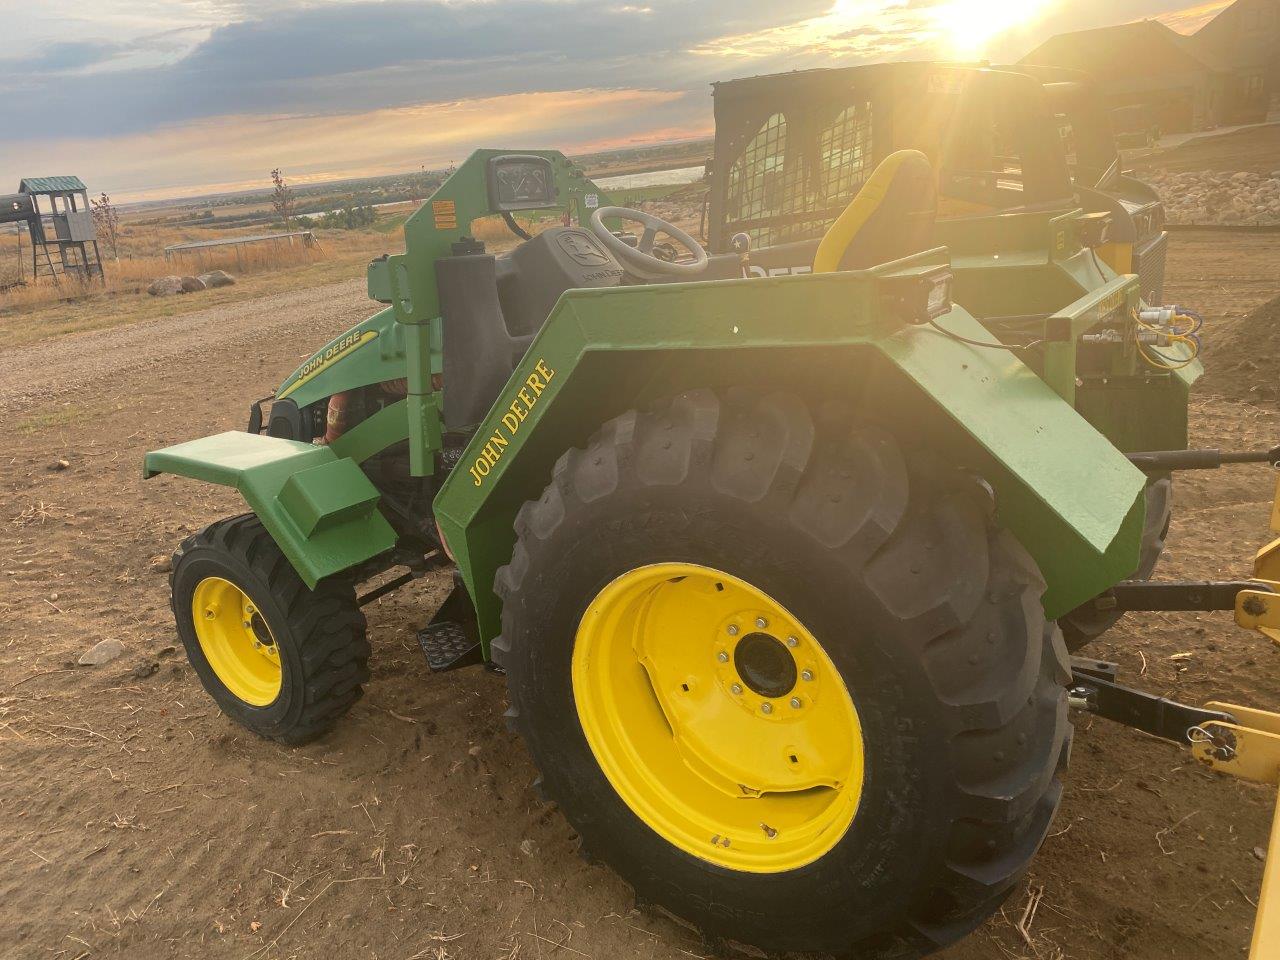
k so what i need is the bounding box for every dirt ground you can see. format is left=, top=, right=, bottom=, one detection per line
left=1132, top=123, right=1280, bottom=176
left=2, top=227, right=1279, bottom=960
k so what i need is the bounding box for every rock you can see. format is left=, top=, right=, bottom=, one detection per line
left=468, top=744, right=482, bottom=757
left=131, top=660, right=160, bottom=680
left=1255, top=845, right=1267, bottom=863
left=147, top=276, right=186, bottom=297
left=149, top=554, right=172, bottom=573
left=519, top=839, right=537, bottom=857
left=79, top=638, right=125, bottom=666
left=198, top=269, right=236, bottom=289
left=48, top=459, right=70, bottom=471
left=179, top=276, right=206, bottom=293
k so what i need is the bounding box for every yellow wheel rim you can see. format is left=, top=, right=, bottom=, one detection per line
left=191, top=577, right=283, bottom=707
left=573, top=563, right=864, bottom=873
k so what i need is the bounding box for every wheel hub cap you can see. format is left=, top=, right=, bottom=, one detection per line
left=572, top=563, right=864, bottom=873
left=191, top=577, right=282, bottom=706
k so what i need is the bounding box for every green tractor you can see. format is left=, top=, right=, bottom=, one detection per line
left=148, top=67, right=1280, bottom=958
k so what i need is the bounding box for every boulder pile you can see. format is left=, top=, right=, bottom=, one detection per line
left=147, top=270, right=236, bottom=297
left=1146, top=169, right=1280, bottom=226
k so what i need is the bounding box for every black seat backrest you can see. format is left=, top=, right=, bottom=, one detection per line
left=813, top=150, right=938, bottom=273
left=436, top=253, right=530, bottom=431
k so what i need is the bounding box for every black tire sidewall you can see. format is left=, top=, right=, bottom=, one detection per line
left=172, top=545, right=308, bottom=737
left=509, top=497, right=958, bottom=949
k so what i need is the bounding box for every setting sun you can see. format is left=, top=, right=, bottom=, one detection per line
left=930, top=0, right=1055, bottom=56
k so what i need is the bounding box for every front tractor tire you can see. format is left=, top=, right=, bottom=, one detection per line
left=495, top=389, right=1071, bottom=959
left=171, top=515, right=370, bottom=745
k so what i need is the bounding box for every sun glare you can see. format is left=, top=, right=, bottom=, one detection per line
left=930, top=0, right=1053, bottom=57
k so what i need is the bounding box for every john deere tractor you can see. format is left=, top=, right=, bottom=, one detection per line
left=147, top=66, right=1280, bottom=960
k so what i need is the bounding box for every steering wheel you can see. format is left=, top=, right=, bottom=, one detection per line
left=588, top=206, right=709, bottom=281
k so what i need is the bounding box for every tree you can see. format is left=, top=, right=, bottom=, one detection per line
left=270, top=169, right=294, bottom=228
left=90, top=192, right=120, bottom=260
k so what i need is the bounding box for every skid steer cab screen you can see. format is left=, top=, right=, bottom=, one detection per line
left=488, top=155, right=557, bottom=212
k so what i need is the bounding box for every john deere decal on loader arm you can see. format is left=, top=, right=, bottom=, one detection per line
left=144, top=87, right=1277, bottom=956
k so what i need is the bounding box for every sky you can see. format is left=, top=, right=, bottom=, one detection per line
left=0, top=0, right=1233, bottom=202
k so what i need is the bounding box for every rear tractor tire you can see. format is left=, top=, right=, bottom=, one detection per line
left=171, top=514, right=370, bottom=745
left=495, top=388, right=1071, bottom=959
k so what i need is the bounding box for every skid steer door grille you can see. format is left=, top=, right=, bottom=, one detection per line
left=724, top=103, right=874, bottom=249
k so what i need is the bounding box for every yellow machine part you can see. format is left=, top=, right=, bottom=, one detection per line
left=573, top=563, right=864, bottom=873
left=1190, top=703, right=1280, bottom=960
left=1095, top=242, right=1134, bottom=276
left=191, top=576, right=282, bottom=706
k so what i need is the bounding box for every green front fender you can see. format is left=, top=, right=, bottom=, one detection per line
left=434, top=260, right=1148, bottom=650
left=144, top=432, right=396, bottom=588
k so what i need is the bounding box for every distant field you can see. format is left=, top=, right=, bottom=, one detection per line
left=0, top=180, right=696, bottom=347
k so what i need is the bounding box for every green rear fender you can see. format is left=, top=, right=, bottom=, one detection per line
left=433, top=259, right=1148, bottom=650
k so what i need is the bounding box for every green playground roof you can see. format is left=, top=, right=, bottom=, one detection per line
left=18, top=176, right=87, bottom=194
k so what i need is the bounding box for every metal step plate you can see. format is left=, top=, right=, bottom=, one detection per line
left=417, top=621, right=483, bottom=673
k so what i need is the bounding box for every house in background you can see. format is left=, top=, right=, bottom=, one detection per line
left=1020, top=20, right=1227, bottom=134
left=1021, top=3, right=1280, bottom=134
left=1191, top=0, right=1280, bottom=124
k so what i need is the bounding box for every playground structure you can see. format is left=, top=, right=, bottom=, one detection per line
left=0, top=176, right=104, bottom=285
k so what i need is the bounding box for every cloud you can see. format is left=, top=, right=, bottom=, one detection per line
left=1, top=88, right=708, bottom=203
left=0, top=0, right=832, bottom=140
left=0, top=0, right=1221, bottom=198
left=0, top=40, right=127, bottom=74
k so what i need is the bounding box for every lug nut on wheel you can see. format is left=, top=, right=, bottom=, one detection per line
left=801, top=669, right=814, bottom=681
left=727, top=624, right=739, bottom=636
left=786, top=636, right=798, bottom=648
left=761, top=702, right=773, bottom=714
left=790, top=697, right=802, bottom=709
left=731, top=683, right=743, bottom=695
left=756, top=617, right=768, bottom=629
left=718, top=651, right=729, bottom=663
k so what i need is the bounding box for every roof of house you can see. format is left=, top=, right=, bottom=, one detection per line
left=1193, top=0, right=1278, bottom=70
left=1020, top=19, right=1225, bottom=80
left=18, top=176, right=87, bottom=194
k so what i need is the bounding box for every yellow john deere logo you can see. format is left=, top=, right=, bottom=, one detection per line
left=278, top=330, right=379, bottom=399
left=469, top=359, right=556, bottom=487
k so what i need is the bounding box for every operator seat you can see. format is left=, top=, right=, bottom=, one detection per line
left=813, top=150, right=938, bottom=273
